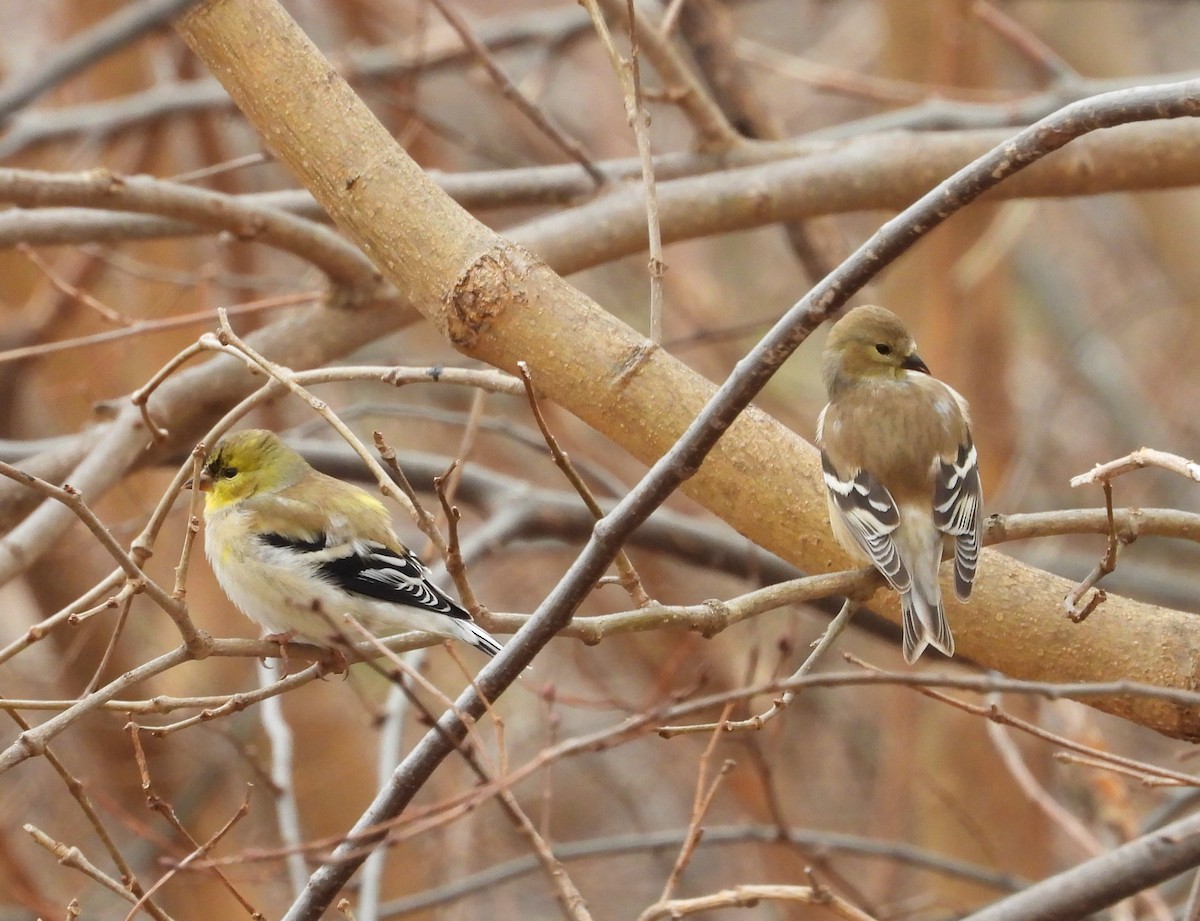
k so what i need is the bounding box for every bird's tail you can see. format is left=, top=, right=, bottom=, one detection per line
left=452, top=618, right=504, bottom=657
left=900, top=580, right=954, bottom=664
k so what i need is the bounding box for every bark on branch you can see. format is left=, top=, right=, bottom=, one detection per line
left=172, top=0, right=1200, bottom=744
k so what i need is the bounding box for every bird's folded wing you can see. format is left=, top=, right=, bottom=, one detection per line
left=821, top=453, right=910, bottom=591
left=932, top=440, right=983, bottom=601
left=259, top=533, right=468, bottom=618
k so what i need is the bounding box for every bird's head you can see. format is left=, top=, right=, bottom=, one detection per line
left=821, top=304, right=929, bottom=396
left=193, top=429, right=308, bottom=511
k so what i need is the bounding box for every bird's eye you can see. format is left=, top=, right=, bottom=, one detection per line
left=221, top=466, right=238, bottom=479
left=875, top=343, right=892, bottom=356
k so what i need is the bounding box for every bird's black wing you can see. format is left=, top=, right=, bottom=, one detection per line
left=259, top=533, right=470, bottom=619
left=821, top=452, right=911, bottom=592
left=932, top=440, right=983, bottom=601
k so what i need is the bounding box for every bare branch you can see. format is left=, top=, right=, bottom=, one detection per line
left=638, top=883, right=877, bottom=921
left=0, top=0, right=201, bottom=122
left=1071, top=447, right=1200, bottom=488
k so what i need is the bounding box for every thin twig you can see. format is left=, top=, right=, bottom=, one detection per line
left=0, top=0, right=202, bottom=122
left=1064, top=480, right=1120, bottom=622
left=984, top=695, right=1112, bottom=857
left=7, top=712, right=171, bottom=921
left=421, top=387, right=490, bottom=617
left=638, top=75, right=667, bottom=338
left=517, top=361, right=651, bottom=607
left=658, top=600, right=857, bottom=737
left=1071, top=447, right=1200, bottom=487
left=423, top=0, right=604, bottom=186
left=212, top=313, right=422, bottom=524
left=972, top=0, right=1078, bottom=84
left=257, top=659, right=309, bottom=899
left=0, top=645, right=194, bottom=774
left=0, top=570, right=124, bottom=667
left=373, top=824, right=1022, bottom=917
left=581, top=0, right=665, bottom=341
left=845, top=655, right=1198, bottom=788
left=80, top=590, right=135, bottom=696
left=282, top=78, right=1200, bottom=917
left=171, top=446, right=207, bottom=601
left=0, top=293, right=313, bottom=367
left=17, top=243, right=132, bottom=325
left=127, top=797, right=254, bottom=920
left=310, top=401, right=627, bottom=497
left=179, top=664, right=1200, bottom=883
left=24, top=825, right=149, bottom=909
left=372, top=430, right=448, bottom=558
left=126, top=727, right=261, bottom=919
left=660, top=708, right=736, bottom=900
left=342, top=622, right=594, bottom=921
left=432, top=387, right=488, bottom=543
left=129, top=340, right=213, bottom=441
left=0, top=460, right=202, bottom=648
left=433, top=462, right=484, bottom=617
left=132, top=664, right=325, bottom=737
left=638, top=883, right=878, bottom=921
left=1053, top=753, right=1189, bottom=788
left=589, top=0, right=741, bottom=151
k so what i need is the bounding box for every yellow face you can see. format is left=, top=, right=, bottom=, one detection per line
left=198, top=430, right=302, bottom=511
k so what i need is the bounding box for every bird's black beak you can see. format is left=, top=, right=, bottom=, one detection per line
left=184, top=471, right=214, bottom=492
left=902, top=351, right=930, bottom=375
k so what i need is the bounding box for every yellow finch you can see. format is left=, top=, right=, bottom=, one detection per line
left=195, top=429, right=502, bottom=657
left=816, top=305, right=983, bottom=663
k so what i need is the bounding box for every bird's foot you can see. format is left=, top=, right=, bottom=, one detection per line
left=261, top=630, right=297, bottom=673
left=315, top=645, right=349, bottom=679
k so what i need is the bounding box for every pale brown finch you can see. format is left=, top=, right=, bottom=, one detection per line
left=817, top=305, right=983, bottom=663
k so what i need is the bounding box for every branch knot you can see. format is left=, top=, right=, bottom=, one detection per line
left=446, top=244, right=533, bottom=347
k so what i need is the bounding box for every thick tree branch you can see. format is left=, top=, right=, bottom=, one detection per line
left=4, top=122, right=1200, bottom=253
left=963, top=809, right=1200, bottom=921
left=170, top=2, right=1200, bottom=915
left=177, top=0, right=1200, bottom=747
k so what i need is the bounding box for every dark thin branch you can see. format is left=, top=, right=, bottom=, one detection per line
left=0, top=169, right=383, bottom=295
left=963, top=809, right=1200, bottom=921
left=7, top=118, right=1200, bottom=256
left=0, top=6, right=591, bottom=159
left=379, top=825, right=1024, bottom=917
left=284, top=78, right=1200, bottom=921
left=423, top=0, right=605, bottom=186
left=1063, top=480, right=1119, bottom=622
left=0, top=0, right=201, bottom=123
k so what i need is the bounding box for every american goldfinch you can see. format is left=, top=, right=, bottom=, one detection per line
left=816, top=305, right=983, bottom=663
left=195, top=429, right=502, bottom=657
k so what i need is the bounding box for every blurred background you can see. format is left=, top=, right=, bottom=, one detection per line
left=0, top=1, right=1198, bottom=918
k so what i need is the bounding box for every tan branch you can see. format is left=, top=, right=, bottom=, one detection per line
left=0, top=168, right=384, bottom=296
left=173, top=0, right=1200, bottom=741
left=638, top=883, right=877, bottom=921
